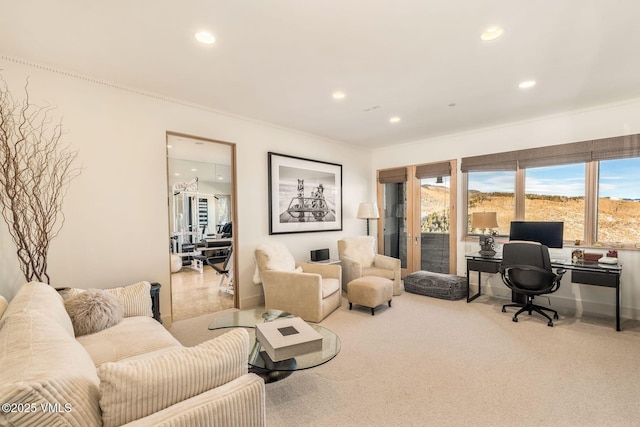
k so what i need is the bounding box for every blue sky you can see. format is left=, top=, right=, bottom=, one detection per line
left=468, top=158, right=640, bottom=200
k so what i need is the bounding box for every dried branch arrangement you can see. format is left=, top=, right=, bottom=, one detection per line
left=0, top=77, right=81, bottom=283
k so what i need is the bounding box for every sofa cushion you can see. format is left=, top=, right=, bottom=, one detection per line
left=77, top=316, right=182, bottom=366
left=2, top=281, right=75, bottom=337
left=0, top=311, right=101, bottom=427
left=65, top=289, right=124, bottom=336
left=322, top=278, right=341, bottom=299
left=342, top=236, right=376, bottom=267
left=97, top=328, right=250, bottom=427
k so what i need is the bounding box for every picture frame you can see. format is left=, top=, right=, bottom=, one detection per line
left=268, top=152, right=342, bottom=235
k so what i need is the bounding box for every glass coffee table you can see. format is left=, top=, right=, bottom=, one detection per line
left=208, top=308, right=341, bottom=382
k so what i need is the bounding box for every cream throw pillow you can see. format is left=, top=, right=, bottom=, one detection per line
left=253, top=241, right=298, bottom=284
left=0, top=295, right=7, bottom=319
left=97, top=328, right=249, bottom=427
left=103, top=281, right=152, bottom=318
left=64, top=289, right=124, bottom=336
left=59, top=281, right=153, bottom=318
left=343, top=236, right=376, bottom=267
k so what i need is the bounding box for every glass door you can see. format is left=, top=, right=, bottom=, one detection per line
left=418, top=175, right=453, bottom=273
left=377, top=161, right=457, bottom=278
left=381, top=181, right=409, bottom=274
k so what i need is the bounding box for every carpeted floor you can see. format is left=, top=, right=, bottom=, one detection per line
left=169, top=291, right=640, bottom=427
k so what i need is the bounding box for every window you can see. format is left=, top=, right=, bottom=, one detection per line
left=524, top=164, right=585, bottom=242
left=597, top=158, right=640, bottom=244
left=462, top=133, right=640, bottom=247
left=467, top=171, right=515, bottom=236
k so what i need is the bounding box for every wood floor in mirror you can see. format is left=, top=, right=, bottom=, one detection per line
left=171, top=267, right=234, bottom=321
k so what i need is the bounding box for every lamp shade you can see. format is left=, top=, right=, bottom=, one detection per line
left=471, top=212, right=498, bottom=229
left=357, top=203, right=380, bottom=219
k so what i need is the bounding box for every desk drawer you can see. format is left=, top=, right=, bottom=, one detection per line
left=571, top=270, right=618, bottom=288
left=467, top=260, right=500, bottom=274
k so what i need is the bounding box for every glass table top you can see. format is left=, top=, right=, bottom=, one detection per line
left=208, top=308, right=341, bottom=373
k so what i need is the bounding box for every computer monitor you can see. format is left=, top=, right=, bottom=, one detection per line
left=508, top=221, right=564, bottom=248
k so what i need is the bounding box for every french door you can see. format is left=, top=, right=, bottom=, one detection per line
left=377, top=161, right=457, bottom=277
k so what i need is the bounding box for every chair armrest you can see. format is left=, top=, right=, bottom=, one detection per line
left=261, top=270, right=323, bottom=319
left=338, top=256, right=363, bottom=290
left=298, top=262, right=341, bottom=280
left=373, top=254, right=400, bottom=272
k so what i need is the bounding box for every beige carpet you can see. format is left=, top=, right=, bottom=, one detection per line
left=169, top=291, right=640, bottom=426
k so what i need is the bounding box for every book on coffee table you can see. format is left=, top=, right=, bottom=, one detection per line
left=255, top=317, right=323, bottom=362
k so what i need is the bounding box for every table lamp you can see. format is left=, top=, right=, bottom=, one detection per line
left=357, top=203, right=379, bottom=236
left=471, top=212, right=498, bottom=256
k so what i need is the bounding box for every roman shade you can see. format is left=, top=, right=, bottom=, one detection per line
left=461, top=133, right=640, bottom=172
left=415, top=161, right=451, bottom=179
left=378, top=168, right=407, bottom=183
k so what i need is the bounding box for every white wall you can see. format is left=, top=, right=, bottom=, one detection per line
left=372, top=99, right=640, bottom=320
left=0, top=58, right=373, bottom=323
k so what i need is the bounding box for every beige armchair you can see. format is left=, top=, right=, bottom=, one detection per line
left=338, top=236, right=402, bottom=296
left=254, top=242, right=341, bottom=323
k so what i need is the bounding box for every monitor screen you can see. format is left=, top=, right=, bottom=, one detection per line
left=508, top=221, right=564, bottom=248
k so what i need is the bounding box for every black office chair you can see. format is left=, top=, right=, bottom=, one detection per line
left=500, top=241, right=566, bottom=327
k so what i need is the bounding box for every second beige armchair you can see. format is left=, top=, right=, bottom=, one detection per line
left=338, top=236, right=402, bottom=296
left=254, top=242, right=341, bottom=323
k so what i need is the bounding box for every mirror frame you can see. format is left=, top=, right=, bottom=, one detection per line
left=165, top=131, right=238, bottom=321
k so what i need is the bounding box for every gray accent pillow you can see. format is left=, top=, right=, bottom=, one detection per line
left=65, top=289, right=124, bottom=336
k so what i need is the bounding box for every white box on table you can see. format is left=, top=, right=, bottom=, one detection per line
left=255, top=317, right=323, bottom=362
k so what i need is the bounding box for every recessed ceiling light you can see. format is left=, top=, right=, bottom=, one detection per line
left=191, top=168, right=198, bottom=172
left=195, top=31, right=216, bottom=45
left=519, top=80, right=536, bottom=89
left=174, top=172, right=180, bottom=176
left=167, top=144, right=173, bottom=148
left=481, top=26, right=504, bottom=41
left=332, top=91, right=346, bottom=100
left=389, top=116, right=401, bottom=123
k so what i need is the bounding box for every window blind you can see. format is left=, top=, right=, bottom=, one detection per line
left=415, top=161, right=451, bottom=179
left=461, top=132, right=640, bottom=172
left=378, top=167, right=407, bottom=183
left=460, top=152, right=518, bottom=172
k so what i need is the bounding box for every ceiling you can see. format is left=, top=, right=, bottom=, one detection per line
left=167, top=135, right=232, bottom=184
left=2, top=1, right=640, bottom=147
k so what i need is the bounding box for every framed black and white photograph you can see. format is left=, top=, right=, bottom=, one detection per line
left=268, top=152, right=342, bottom=234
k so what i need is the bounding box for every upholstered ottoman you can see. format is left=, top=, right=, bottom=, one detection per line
left=347, top=276, right=393, bottom=315
left=404, top=271, right=468, bottom=300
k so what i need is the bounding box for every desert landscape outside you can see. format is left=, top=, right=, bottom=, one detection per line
left=420, top=185, right=640, bottom=247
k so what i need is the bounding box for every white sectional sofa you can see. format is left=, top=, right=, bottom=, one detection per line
left=0, top=281, right=266, bottom=426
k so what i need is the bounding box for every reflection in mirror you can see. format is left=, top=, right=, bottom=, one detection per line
left=166, top=134, right=235, bottom=321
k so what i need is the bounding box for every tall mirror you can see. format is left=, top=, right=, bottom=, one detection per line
left=166, top=133, right=236, bottom=321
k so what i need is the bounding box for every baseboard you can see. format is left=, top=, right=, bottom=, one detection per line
left=482, top=283, right=640, bottom=321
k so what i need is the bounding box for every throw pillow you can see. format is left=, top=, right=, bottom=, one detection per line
left=260, top=241, right=296, bottom=271
left=0, top=295, right=7, bottom=319
left=60, top=281, right=153, bottom=318
left=104, top=281, right=153, bottom=318
left=343, top=236, right=376, bottom=267
left=97, top=328, right=249, bottom=427
left=65, top=289, right=124, bottom=336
